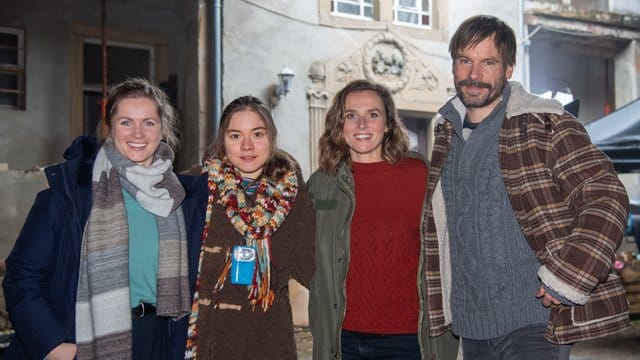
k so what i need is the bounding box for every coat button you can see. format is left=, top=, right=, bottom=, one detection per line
left=338, top=258, right=343, bottom=263
left=333, top=303, right=338, bottom=309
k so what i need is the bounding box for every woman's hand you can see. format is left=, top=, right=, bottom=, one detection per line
left=46, top=343, right=77, bottom=360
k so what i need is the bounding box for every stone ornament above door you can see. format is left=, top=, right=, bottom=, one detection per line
left=315, top=31, right=449, bottom=113
left=361, top=32, right=411, bottom=93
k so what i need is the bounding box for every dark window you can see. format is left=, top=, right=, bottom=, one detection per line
left=82, top=43, right=151, bottom=85
left=82, top=40, right=153, bottom=135
left=0, top=26, right=25, bottom=110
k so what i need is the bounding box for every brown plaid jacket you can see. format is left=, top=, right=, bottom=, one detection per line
left=423, top=82, right=630, bottom=344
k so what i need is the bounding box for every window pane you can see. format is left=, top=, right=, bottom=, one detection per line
left=364, top=0, right=373, bottom=3
left=0, top=33, right=17, bottom=47
left=364, top=6, right=373, bottom=17
left=0, top=48, right=17, bottom=65
left=83, top=91, right=102, bottom=136
left=83, top=44, right=102, bottom=84
left=108, top=46, right=150, bottom=83
left=422, top=0, right=430, bottom=9
left=399, top=0, right=417, bottom=7
left=0, top=92, right=17, bottom=106
left=0, top=28, right=24, bottom=109
left=422, top=14, right=430, bottom=25
left=83, top=43, right=151, bottom=85
left=0, top=73, right=17, bottom=89
left=398, top=11, right=419, bottom=24
left=337, top=2, right=361, bottom=16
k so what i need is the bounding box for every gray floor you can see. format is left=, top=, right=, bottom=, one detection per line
left=296, top=324, right=640, bottom=360
left=571, top=324, right=640, bottom=360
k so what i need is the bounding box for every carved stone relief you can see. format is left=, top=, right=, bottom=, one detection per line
left=333, top=32, right=442, bottom=98
left=362, top=33, right=410, bottom=93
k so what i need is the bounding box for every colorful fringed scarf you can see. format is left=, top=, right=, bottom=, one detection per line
left=75, top=138, right=191, bottom=359
left=184, top=158, right=298, bottom=359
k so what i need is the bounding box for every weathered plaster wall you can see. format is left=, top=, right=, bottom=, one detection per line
left=615, top=40, right=639, bottom=109
left=222, top=0, right=493, bottom=177
left=0, top=170, right=46, bottom=260
left=529, top=37, right=608, bottom=123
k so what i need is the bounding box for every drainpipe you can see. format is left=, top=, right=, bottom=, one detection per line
left=520, top=0, right=530, bottom=91
left=101, top=0, right=107, bottom=122
left=212, top=0, right=222, bottom=137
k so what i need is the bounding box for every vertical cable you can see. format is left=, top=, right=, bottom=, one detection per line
left=101, top=0, right=108, bottom=121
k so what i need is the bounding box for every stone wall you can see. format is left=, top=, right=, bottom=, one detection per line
left=0, top=169, right=47, bottom=261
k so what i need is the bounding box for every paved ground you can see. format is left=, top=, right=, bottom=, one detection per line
left=296, top=321, right=640, bottom=360
left=295, top=326, right=313, bottom=360
left=570, top=322, right=640, bottom=360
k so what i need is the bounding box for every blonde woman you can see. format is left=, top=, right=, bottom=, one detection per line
left=3, top=78, right=192, bottom=359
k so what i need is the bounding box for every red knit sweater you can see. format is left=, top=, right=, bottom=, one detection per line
left=342, top=158, right=427, bottom=334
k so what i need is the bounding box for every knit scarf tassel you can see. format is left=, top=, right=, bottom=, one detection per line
left=184, top=159, right=297, bottom=359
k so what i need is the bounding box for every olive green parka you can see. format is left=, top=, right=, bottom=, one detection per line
left=307, top=154, right=459, bottom=360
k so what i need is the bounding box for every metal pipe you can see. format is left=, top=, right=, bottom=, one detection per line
left=212, top=0, right=222, bottom=137
left=101, top=0, right=108, bottom=122
left=520, top=0, right=528, bottom=90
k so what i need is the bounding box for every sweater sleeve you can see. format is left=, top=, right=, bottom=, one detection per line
left=3, top=190, right=69, bottom=359
left=538, top=114, right=629, bottom=304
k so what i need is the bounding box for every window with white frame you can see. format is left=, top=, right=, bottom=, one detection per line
left=332, top=0, right=374, bottom=19
left=0, top=26, right=25, bottom=109
left=394, top=0, right=431, bottom=28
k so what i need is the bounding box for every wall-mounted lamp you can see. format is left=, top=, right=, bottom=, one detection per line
left=271, top=65, right=295, bottom=107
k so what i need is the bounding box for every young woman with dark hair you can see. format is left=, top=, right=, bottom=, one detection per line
left=182, top=95, right=315, bottom=359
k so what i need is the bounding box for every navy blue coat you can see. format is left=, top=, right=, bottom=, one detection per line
left=2, top=136, right=206, bottom=359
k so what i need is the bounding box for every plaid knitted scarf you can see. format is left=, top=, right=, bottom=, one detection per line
left=75, top=138, right=191, bottom=359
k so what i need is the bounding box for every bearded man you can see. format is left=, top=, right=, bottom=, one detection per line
left=423, top=14, right=631, bottom=360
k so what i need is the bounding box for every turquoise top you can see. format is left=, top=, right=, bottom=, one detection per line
left=123, top=189, right=158, bottom=307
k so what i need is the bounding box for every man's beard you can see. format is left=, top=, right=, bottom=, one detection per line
left=455, top=78, right=505, bottom=108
